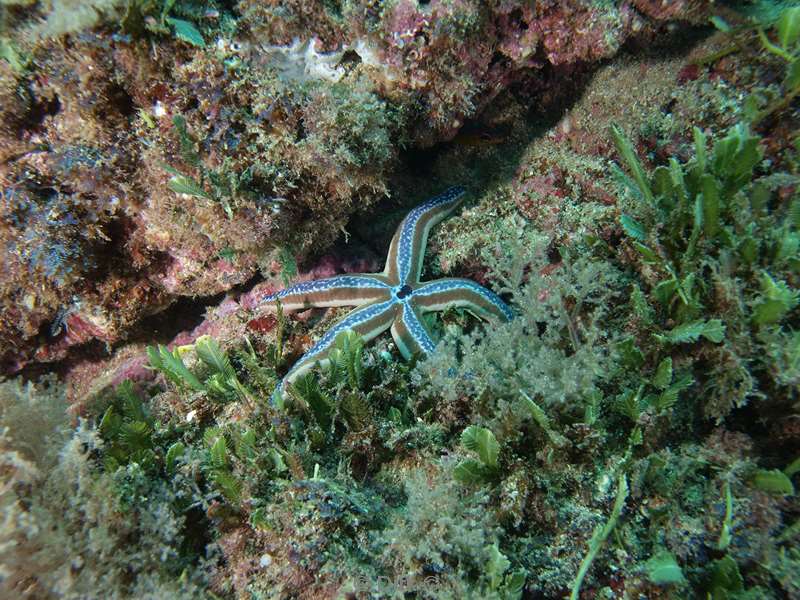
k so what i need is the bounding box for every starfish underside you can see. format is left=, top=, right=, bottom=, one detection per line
left=261, top=187, right=514, bottom=403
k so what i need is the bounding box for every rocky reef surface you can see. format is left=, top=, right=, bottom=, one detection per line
left=1, top=0, right=713, bottom=374
left=1, top=1, right=799, bottom=599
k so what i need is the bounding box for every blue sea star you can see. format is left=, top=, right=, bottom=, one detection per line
left=261, top=187, right=513, bottom=403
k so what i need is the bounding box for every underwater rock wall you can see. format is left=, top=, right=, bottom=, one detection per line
left=1, top=0, right=714, bottom=374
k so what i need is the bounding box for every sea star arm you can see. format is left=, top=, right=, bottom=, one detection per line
left=260, top=275, right=391, bottom=311
left=386, top=186, right=466, bottom=285
left=413, top=278, right=514, bottom=322
left=271, top=298, right=398, bottom=404
left=390, top=301, right=436, bottom=359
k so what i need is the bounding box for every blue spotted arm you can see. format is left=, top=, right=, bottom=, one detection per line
left=272, top=298, right=398, bottom=404
left=261, top=275, right=391, bottom=311
left=412, top=278, right=514, bottom=322
left=385, top=186, right=465, bottom=286
left=390, top=301, right=436, bottom=359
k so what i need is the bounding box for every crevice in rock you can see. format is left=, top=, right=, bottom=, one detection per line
left=24, top=89, right=60, bottom=133
left=13, top=276, right=259, bottom=384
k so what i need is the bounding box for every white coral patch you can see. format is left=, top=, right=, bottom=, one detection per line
left=262, top=37, right=346, bottom=83
left=261, top=37, right=398, bottom=84
left=353, top=38, right=397, bottom=81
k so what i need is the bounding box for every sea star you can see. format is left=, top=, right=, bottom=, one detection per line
left=261, top=186, right=513, bottom=404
